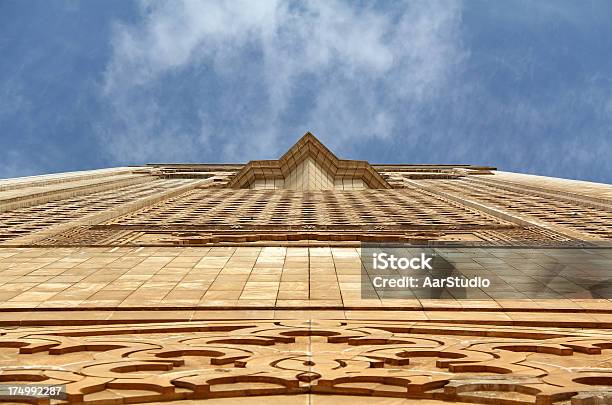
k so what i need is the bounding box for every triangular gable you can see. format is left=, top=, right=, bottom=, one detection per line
left=228, top=132, right=390, bottom=190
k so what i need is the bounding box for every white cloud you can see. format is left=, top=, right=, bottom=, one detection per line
left=100, top=0, right=466, bottom=163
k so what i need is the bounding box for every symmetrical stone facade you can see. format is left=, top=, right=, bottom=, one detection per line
left=0, top=133, right=610, bottom=404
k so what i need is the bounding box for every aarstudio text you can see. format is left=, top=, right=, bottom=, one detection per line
left=372, top=276, right=491, bottom=288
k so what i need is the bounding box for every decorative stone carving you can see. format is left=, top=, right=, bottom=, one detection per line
left=1, top=320, right=611, bottom=404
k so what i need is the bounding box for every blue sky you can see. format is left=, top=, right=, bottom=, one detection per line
left=1, top=0, right=611, bottom=183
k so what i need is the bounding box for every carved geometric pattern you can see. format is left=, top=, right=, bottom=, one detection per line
left=30, top=226, right=582, bottom=247
left=476, top=226, right=581, bottom=245
left=417, top=178, right=612, bottom=240
left=104, top=188, right=513, bottom=228
left=0, top=180, right=196, bottom=243
left=33, top=226, right=134, bottom=246
left=1, top=320, right=611, bottom=404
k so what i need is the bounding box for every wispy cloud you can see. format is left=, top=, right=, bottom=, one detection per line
left=100, top=0, right=466, bottom=162
left=1, top=1, right=610, bottom=181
